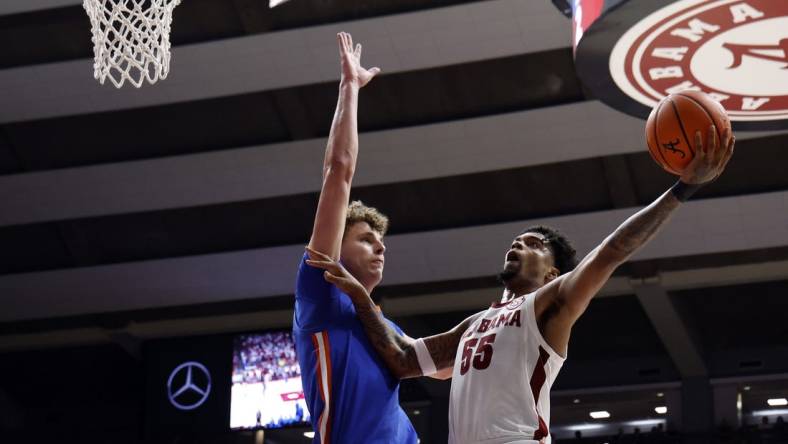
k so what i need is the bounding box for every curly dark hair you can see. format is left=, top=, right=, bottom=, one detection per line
left=522, top=225, right=578, bottom=275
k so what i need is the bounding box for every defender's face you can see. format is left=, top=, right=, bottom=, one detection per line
left=340, top=222, right=386, bottom=288
left=502, top=232, right=555, bottom=282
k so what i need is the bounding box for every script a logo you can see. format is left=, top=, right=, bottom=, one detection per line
left=722, top=39, right=788, bottom=69
left=167, top=361, right=212, bottom=411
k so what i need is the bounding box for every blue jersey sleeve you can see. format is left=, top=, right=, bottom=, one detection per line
left=294, top=253, right=341, bottom=331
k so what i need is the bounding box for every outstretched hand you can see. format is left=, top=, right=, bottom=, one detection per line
left=306, top=246, right=370, bottom=299
left=337, top=31, right=380, bottom=88
left=680, top=125, right=735, bottom=185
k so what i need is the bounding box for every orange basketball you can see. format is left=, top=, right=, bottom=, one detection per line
left=645, top=90, right=731, bottom=175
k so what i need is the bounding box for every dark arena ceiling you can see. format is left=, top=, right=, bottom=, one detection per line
left=1, top=0, right=788, bottom=442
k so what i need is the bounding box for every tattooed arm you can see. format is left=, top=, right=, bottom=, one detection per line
left=305, top=247, right=482, bottom=379
left=536, top=126, right=734, bottom=356
left=549, top=189, right=681, bottom=318
left=353, top=302, right=482, bottom=380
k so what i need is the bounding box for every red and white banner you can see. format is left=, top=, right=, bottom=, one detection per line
left=572, top=0, right=788, bottom=130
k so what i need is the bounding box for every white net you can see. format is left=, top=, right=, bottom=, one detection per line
left=83, top=0, right=181, bottom=88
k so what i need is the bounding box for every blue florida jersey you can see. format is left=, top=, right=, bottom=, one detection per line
left=293, top=253, right=418, bottom=444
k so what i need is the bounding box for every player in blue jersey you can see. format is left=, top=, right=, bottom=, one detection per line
left=293, top=32, right=429, bottom=444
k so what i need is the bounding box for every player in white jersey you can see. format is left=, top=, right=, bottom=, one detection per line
left=305, top=124, right=734, bottom=443
left=448, top=283, right=563, bottom=443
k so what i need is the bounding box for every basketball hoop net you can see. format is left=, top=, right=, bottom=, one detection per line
left=83, top=0, right=181, bottom=88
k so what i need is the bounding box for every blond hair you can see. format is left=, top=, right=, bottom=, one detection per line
left=345, top=200, right=389, bottom=236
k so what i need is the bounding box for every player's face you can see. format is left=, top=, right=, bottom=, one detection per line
left=501, top=232, right=556, bottom=285
left=340, top=221, right=386, bottom=288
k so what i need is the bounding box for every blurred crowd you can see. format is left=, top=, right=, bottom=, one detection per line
left=232, top=332, right=300, bottom=383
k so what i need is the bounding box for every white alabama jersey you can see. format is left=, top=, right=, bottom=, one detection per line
left=448, top=291, right=565, bottom=444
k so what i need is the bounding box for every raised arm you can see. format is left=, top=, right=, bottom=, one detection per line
left=308, top=33, right=380, bottom=260
left=306, top=247, right=482, bottom=379
left=539, top=126, right=734, bottom=354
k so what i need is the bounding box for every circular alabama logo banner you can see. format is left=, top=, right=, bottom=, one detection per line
left=575, top=0, right=788, bottom=130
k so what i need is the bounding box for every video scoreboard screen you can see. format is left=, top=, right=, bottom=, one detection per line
left=229, top=331, right=310, bottom=429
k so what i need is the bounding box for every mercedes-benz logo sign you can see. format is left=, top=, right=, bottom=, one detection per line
left=167, top=361, right=212, bottom=411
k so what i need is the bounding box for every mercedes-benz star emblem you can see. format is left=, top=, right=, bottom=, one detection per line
left=167, top=361, right=212, bottom=411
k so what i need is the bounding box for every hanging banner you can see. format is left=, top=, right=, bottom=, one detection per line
left=571, top=0, right=788, bottom=130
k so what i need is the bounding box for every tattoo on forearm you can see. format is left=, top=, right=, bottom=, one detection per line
left=425, top=312, right=483, bottom=370
left=352, top=302, right=422, bottom=378
left=347, top=292, right=481, bottom=379
left=607, top=190, right=680, bottom=259
left=426, top=333, right=465, bottom=370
